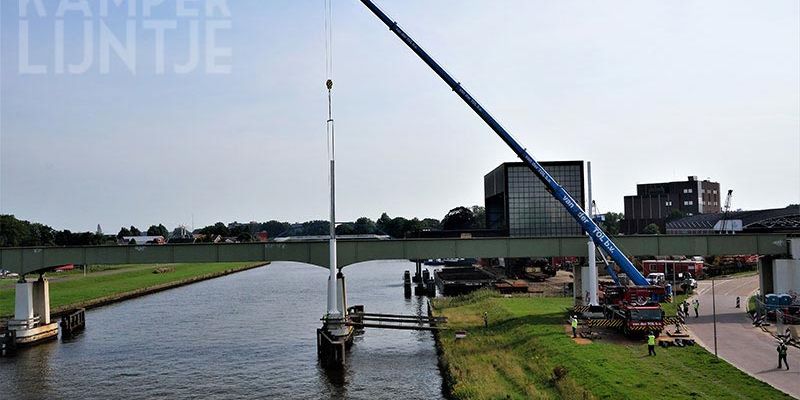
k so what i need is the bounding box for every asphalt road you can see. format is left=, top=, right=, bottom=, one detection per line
left=687, top=274, right=800, bottom=398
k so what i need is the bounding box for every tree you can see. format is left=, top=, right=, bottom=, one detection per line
left=1, top=215, right=31, bottom=247
left=470, top=206, right=486, bottom=229
left=199, top=222, right=229, bottom=237
left=259, top=220, right=292, bottom=238
left=236, top=232, right=253, bottom=242
left=335, top=224, right=356, bottom=235
left=129, top=226, right=141, bottom=236
left=54, top=230, right=72, bottom=246
left=300, top=220, right=329, bottom=236
left=420, top=218, right=441, bottom=231
left=666, top=209, right=686, bottom=222
left=642, top=223, right=660, bottom=235
left=147, top=224, right=169, bottom=237
left=0, top=215, right=56, bottom=247
left=117, top=227, right=131, bottom=239
left=28, top=223, right=55, bottom=246
left=376, top=213, right=392, bottom=233
left=353, top=217, right=377, bottom=234
left=601, top=212, right=623, bottom=235
left=442, top=207, right=475, bottom=231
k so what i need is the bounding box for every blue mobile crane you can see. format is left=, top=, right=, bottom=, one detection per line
left=359, top=0, right=650, bottom=287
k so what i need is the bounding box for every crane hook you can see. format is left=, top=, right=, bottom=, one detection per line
left=326, top=79, right=333, bottom=90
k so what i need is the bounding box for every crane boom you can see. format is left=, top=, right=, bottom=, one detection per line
left=360, top=0, right=650, bottom=286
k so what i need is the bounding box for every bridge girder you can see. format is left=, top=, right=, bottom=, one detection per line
left=0, top=234, right=790, bottom=276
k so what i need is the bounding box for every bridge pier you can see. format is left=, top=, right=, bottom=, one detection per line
left=318, top=271, right=354, bottom=368
left=6, top=275, right=59, bottom=346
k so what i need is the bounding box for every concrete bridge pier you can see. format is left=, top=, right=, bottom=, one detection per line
left=336, top=271, right=347, bottom=320
left=7, top=274, right=59, bottom=346
left=318, top=270, right=354, bottom=368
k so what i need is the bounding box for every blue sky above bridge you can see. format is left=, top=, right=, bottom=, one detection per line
left=1, top=0, right=798, bottom=231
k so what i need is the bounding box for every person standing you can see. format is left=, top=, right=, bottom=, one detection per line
left=692, top=299, right=700, bottom=318
left=483, top=312, right=488, bottom=328
left=647, top=332, right=657, bottom=356
left=778, top=341, right=789, bottom=369
left=571, top=315, right=578, bottom=338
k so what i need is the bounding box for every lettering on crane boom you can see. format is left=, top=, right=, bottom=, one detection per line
left=560, top=193, right=619, bottom=256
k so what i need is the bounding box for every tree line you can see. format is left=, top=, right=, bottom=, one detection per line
left=0, top=206, right=487, bottom=247
left=1, top=205, right=633, bottom=248
left=0, top=215, right=176, bottom=247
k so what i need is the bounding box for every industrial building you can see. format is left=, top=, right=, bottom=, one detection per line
left=622, top=176, right=721, bottom=234
left=484, top=161, right=585, bottom=237
left=666, top=205, right=800, bottom=234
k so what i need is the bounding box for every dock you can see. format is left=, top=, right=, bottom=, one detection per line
left=347, top=311, right=446, bottom=331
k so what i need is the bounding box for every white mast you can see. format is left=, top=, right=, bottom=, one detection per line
left=325, top=79, right=340, bottom=319
left=587, top=161, right=598, bottom=306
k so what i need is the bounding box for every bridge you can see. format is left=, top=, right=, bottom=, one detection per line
left=1, top=233, right=791, bottom=276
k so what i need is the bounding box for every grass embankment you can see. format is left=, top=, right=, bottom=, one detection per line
left=433, top=290, right=790, bottom=400
left=0, top=262, right=265, bottom=318
left=661, top=294, right=689, bottom=317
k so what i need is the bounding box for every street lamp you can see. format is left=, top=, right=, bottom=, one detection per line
left=712, top=277, right=718, bottom=358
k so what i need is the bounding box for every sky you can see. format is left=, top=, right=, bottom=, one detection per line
left=1, top=0, right=798, bottom=232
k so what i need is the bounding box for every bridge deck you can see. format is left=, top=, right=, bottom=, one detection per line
left=0, top=234, right=790, bottom=275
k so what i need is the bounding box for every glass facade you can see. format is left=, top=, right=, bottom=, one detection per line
left=505, top=163, right=584, bottom=236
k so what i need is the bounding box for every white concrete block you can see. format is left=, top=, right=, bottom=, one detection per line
left=789, top=238, right=800, bottom=260
left=773, top=259, right=800, bottom=294
left=581, top=266, right=590, bottom=305
left=32, top=278, right=50, bottom=324
left=14, top=281, right=34, bottom=321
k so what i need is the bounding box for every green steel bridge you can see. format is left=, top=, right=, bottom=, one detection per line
left=0, top=233, right=792, bottom=276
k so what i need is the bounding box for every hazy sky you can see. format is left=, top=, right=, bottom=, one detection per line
left=1, top=0, right=798, bottom=232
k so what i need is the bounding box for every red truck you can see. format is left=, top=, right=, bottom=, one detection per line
left=602, top=285, right=666, bottom=337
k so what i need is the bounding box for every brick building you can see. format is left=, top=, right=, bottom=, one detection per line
left=623, top=176, right=720, bottom=234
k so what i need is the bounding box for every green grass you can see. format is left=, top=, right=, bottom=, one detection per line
left=747, top=295, right=757, bottom=313
left=433, top=290, right=790, bottom=400
left=661, top=294, right=689, bottom=316
left=720, top=269, right=759, bottom=279
left=0, top=262, right=262, bottom=317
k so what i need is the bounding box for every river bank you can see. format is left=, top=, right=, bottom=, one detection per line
left=0, top=262, right=268, bottom=326
left=431, top=290, right=790, bottom=400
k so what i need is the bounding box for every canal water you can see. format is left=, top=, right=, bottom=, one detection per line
left=0, top=261, right=446, bottom=400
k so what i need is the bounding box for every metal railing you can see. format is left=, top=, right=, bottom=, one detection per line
left=7, top=315, right=40, bottom=330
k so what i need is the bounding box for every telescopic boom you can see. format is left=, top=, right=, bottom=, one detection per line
left=360, top=0, right=649, bottom=286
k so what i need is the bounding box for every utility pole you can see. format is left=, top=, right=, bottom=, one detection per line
left=712, top=277, right=718, bottom=357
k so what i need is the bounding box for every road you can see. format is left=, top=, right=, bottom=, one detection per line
left=687, top=274, right=800, bottom=398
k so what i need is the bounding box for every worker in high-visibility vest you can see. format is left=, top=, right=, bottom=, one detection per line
left=647, top=332, right=656, bottom=356
left=571, top=315, right=578, bottom=338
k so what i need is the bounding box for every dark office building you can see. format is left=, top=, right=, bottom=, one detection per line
left=484, top=161, right=585, bottom=237
left=623, top=176, right=721, bottom=234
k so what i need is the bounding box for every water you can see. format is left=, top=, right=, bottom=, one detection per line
left=0, top=261, right=446, bottom=400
